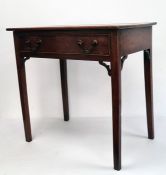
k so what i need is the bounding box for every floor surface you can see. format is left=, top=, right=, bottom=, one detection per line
left=0, top=117, right=165, bottom=175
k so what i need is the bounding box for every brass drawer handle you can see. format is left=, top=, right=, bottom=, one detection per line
left=25, top=38, right=42, bottom=53
left=77, top=39, right=98, bottom=54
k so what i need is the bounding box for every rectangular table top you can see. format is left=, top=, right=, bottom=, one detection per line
left=6, top=22, right=156, bottom=31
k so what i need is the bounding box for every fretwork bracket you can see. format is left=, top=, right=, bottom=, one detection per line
left=98, top=55, right=128, bottom=76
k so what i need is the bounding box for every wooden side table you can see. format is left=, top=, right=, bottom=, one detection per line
left=7, top=23, right=156, bottom=170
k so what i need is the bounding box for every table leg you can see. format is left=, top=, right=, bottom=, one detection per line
left=59, top=59, right=69, bottom=121
left=144, top=49, right=154, bottom=139
left=111, top=53, right=122, bottom=170
left=15, top=56, right=32, bottom=142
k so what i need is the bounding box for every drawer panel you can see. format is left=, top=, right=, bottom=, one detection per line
left=20, top=34, right=110, bottom=56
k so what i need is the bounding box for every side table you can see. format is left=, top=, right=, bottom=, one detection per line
left=7, top=23, right=156, bottom=170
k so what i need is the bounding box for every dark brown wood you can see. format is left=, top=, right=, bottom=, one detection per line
left=111, top=30, right=122, bottom=170
left=6, top=22, right=156, bottom=31
left=13, top=32, right=32, bottom=142
left=120, top=27, right=152, bottom=56
left=60, top=59, right=69, bottom=121
left=7, top=23, right=156, bottom=170
left=19, top=34, right=110, bottom=56
left=16, top=31, right=111, bottom=61
left=144, top=49, right=154, bottom=139
left=98, top=55, right=128, bottom=76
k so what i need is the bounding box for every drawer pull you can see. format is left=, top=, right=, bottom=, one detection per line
left=77, top=39, right=98, bottom=54
left=25, top=38, right=42, bottom=53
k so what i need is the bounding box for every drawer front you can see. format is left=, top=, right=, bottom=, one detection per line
left=20, top=34, right=110, bottom=56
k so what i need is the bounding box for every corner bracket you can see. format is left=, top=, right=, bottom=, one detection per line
left=23, top=56, right=30, bottom=64
left=99, top=55, right=128, bottom=76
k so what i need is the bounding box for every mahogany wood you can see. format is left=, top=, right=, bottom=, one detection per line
left=144, top=49, right=154, bottom=139
left=60, top=59, right=69, bottom=121
left=111, top=30, right=122, bottom=170
left=13, top=33, right=32, bottom=142
left=7, top=23, right=156, bottom=170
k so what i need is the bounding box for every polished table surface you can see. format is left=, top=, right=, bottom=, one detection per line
left=7, top=23, right=156, bottom=170
left=7, top=22, right=156, bottom=30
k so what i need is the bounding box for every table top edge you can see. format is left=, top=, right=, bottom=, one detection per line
left=6, top=22, right=157, bottom=31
